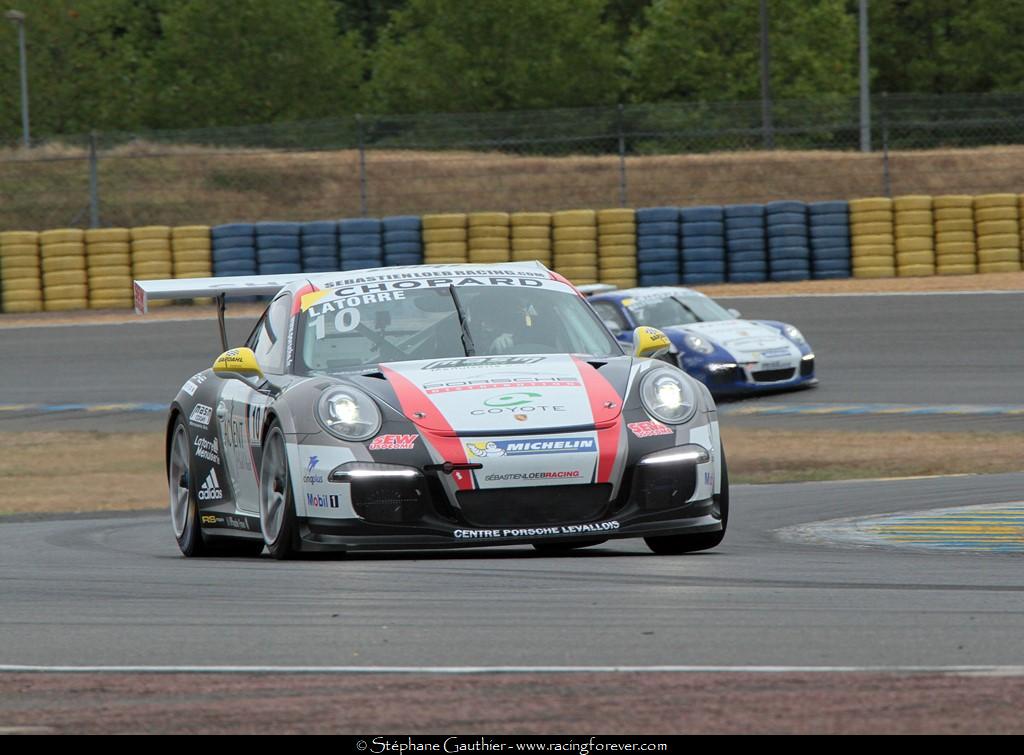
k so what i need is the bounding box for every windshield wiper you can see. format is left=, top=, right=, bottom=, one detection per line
left=447, top=286, right=476, bottom=356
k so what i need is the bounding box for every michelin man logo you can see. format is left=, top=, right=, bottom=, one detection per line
left=465, top=441, right=505, bottom=458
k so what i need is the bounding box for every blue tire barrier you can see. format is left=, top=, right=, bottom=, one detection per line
left=256, top=222, right=300, bottom=236
left=300, top=221, right=337, bottom=236
left=637, top=234, right=679, bottom=250
left=812, top=270, right=850, bottom=280
left=682, top=260, right=726, bottom=275
left=382, top=215, right=421, bottom=231
left=635, top=221, right=679, bottom=236
left=769, top=258, right=812, bottom=273
left=812, top=259, right=852, bottom=273
left=681, top=222, right=724, bottom=237
left=301, top=244, right=338, bottom=258
left=768, top=245, right=811, bottom=259
left=384, top=242, right=424, bottom=256
left=213, top=260, right=259, bottom=275
left=728, top=271, right=768, bottom=282
left=259, top=263, right=303, bottom=274
left=211, top=223, right=255, bottom=239
left=728, top=251, right=768, bottom=265
left=385, top=253, right=423, bottom=267
left=339, top=233, right=383, bottom=248
left=811, top=245, right=852, bottom=260
left=257, top=248, right=301, bottom=265
left=724, top=204, right=765, bottom=218
left=338, top=218, right=383, bottom=234
left=680, top=206, right=723, bottom=223
left=728, top=261, right=769, bottom=274
left=635, top=207, right=679, bottom=223
left=681, top=234, right=725, bottom=249
left=765, top=200, right=806, bottom=215
left=767, top=212, right=806, bottom=226
left=638, top=273, right=681, bottom=286
left=301, top=233, right=338, bottom=247
left=384, top=230, right=421, bottom=244
left=723, top=216, right=763, bottom=231
left=681, top=247, right=726, bottom=263
left=809, top=201, right=849, bottom=215
left=809, top=212, right=849, bottom=227
left=766, top=224, right=807, bottom=238
left=770, top=270, right=811, bottom=281
left=725, top=228, right=766, bottom=241
left=340, top=260, right=381, bottom=271
left=636, top=248, right=679, bottom=264
left=340, top=244, right=384, bottom=258
left=256, top=235, right=301, bottom=249
left=637, top=260, right=680, bottom=276
left=809, top=225, right=849, bottom=239
left=303, top=254, right=338, bottom=267
left=212, top=246, right=257, bottom=263
left=726, top=238, right=768, bottom=253
left=683, top=273, right=726, bottom=284
left=212, top=235, right=257, bottom=251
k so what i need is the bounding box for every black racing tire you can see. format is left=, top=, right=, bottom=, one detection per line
left=168, top=416, right=265, bottom=558
left=260, top=419, right=299, bottom=560
left=532, top=538, right=607, bottom=554
left=645, top=445, right=729, bottom=555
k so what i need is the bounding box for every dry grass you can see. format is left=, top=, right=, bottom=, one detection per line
left=1, top=429, right=1021, bottom=515
left=4, top=140, right=1024, bottom=229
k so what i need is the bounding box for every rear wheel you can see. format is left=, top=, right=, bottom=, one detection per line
left=260, top=420, right=299, bottom=559
left=645, top=446, right=729, bottom=555
left=532, top=538, right=607, bottom=554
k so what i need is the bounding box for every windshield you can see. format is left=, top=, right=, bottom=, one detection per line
left=299, top=285, right=622, bottom=372
left=626, top=294, right=734, bottom=329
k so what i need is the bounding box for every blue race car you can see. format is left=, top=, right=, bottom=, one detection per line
left=586, top=286, right=816, bottom=396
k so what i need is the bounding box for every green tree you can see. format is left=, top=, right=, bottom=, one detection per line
left=142, top=0, right=365, bottom=128
left=369, top=0, right=623, bottom=113
left=626, top=0, right=857, bottom=102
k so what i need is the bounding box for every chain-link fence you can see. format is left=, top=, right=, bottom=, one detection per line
left=4, top=93, right=1024, bottom=230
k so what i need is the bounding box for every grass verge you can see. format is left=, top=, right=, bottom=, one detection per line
left=1, top=429, right=1021, bottom=515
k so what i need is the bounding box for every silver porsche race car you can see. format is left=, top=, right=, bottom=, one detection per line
left=135, top=262, right=727, bottom=559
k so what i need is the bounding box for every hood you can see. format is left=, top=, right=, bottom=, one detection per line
left=667, top=320, right=799, bottom=361
left=377, top=354, right=626, bottom=436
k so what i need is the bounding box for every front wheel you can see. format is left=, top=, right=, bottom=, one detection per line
left=260, top=420, right=299, bottom=559
left=645, top=445, right=729, bottom=555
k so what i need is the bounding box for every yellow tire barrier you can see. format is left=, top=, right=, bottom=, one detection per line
left=44, top=299, right=89, bottom=312
left=552, top=210, right=597, bottom=227
left=853, top=221, right=894, bottom=236
left=848, top=209, right=893, bottom=224
left=894, top=210, right=932, bottom=225
left=171, top=249, right=211, bottom=264
left=171, top=237, right=212, bottom=252
left=467, top=212, right=509, bottom=227
left=851, top=234, right=895, bottom=247
left=553, top=226, right=597, bottom=242
left=895, top=238, right=933, bottom=254
left=422, top=256, right=468, bottom=264
left=932, top=195, right=973, bottom=209
left=0, top=243, right=39, bottom=259
left=509, top=238, right=550, bottom=252
left=596, top=208, right=635, bottom=224
left=3, top=300, right=43, bottom=313
left=935, top=219, right=973, bottom=233
left=852, top=266, right=896, bottom=278
left=554, top=253, right=599, bottom=268
left=39, top=229, right=83, bottom=245
left=935, top=243, right=976, bottom=257
left=977, top=234, right=1020, bottom=251
left=894, top=224, right=933, bottom=239
left=511, top=226, right=550, bottom=240
left=173, top=262, right=212, bottom=276
left=171, top=226, right=210, bottom=240
left=87, top=255, right=131, bottom=270
left=510, top=250, right=552, bottom=263
left=130, top=226, right=171, bottom=241
left=510, top=212, right=550, bottom=226
left=553, top=240, right=597, bottom=255
left=897, top=264, right=935, bottom=277
left=598, top=242, right=637, bottom=255
left=851, top=245, right=895, bottom=259
left=87, top=241, right=131, bottom=255
left=467, top=225, right=510, bottom=240
left=0, top=230, right=38, bottom=245
left=88, top=298, right=133, bottom=310
left=133, top=261, right=174, bottom=277
left=936, top=264, right=976, bottom=276
left=40, top=242, right=85, bottom=259
left=893, top=195, right=931, bottom=211
left=598, top=222, right=636, bottom=236
left=89, top=275, right=132, bottom=290
left=978, top=261, right=1021, bottom=273
left=422, top=213, right=467, bottom=230
left=973, top=194, right=1017, bottom=210
left=849, top=197, right=892, bottom=213
left=43, top=270, right=87, bottom=287
left=467, top=249, right=510, bottom=264
left=44, top=284, right=88, bottom=300
left=974, top=207, right=1017, bottom=223
left=132, top=240, right=172, bottom=255
left=976, top=248, right=1019, bottom=264
left=85, top=228, right=131, bottom=243
left=852, top=255, right=897, bottom=267
left=977, top=220, right=1018, bottom=236
left=934, top=254, right=975, bottom=266
left=468, top=239, right=511, bottom=252
left=2, top=278, right=41, bottom=292
left=130, top=249, right=173, bottom=264
left=423, top=228, right=467, bottom=243
left=896, top=251, right=934, bottom=266
left=0, top=256, right=39, bottom=272
left=935, top=232, right=973, bottom=244
left=934, top=208, right=973, bottom=221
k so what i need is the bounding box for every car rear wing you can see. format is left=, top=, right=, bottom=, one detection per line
left=576, top=283, right=618, bottom=297
left=133, top=273, right=311, bottom=315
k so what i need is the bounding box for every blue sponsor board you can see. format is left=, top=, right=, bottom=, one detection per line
left=464, top=437, right=596, bottom=459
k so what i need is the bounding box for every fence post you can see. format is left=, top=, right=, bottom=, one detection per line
left=356, top=114, right=368, bottom=218
left=616, top=104, right=628, bottom=207
left=880, top=93, right=891, bottom=197
left=88, top=131, right=100, bottom=228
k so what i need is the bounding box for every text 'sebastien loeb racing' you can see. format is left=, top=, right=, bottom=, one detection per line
left=137, top=262, right=728, bottom=558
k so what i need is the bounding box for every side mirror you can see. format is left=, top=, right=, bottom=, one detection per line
left=602, top=319, right=623, bottom=335
left=727, top=308, right=741, bottom=318
left=633, top=327, right=671, bottom=359
left=213, top=347, right=265, bottom=382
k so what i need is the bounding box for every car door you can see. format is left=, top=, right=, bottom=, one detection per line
left=218, top=293, right=291, bottom=513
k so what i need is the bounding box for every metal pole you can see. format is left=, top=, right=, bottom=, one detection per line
left=356, top=114, right=368, bottom=218
left=616, top=104, right=627, bottom=207
left=5, top=9, right=30, bottom=147
left=88, top=131, right=100, bottom=227
left=759, top=0, right=774, bottom=149
left=859, top=0, right=871, bottom=152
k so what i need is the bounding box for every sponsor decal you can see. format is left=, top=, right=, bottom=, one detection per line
left=190, top=372, right=208, bottom=386
left=306, top=492, right=340, bottom=509
left=197, top=468, right=223, bottom=501
left=464, top=437, right=596, bottom=459
left=484, top=391, right=541, bottom=408
left=423, top=356, right=546, bottom=371
left=704, top=470, right=715, bottom=488
left=318, top=267, right=548, bottom=290
left=454, top=520, right=620, bottom=539
left=368, top=434, right=418, bottom=451
left=484, top=471, right=581, bottom=482
left=470, top=400, right=567, bottom=416
left=425, top=379, right=579, bottom=394
left=199, top=513, right=254, bottom=531
left=627, top=421, right=674, bottom=438
left=514, top=413, right=527, bottom=422
left=224, top=515, right=251, bottom=531
left=189, top=403, right=213, bottom=428
left=181, top=380, right=198, bottom=396
left=759, top=360, right=790, bottom=370
left=247, top=403, right=265, bottom=447
left=303, top=456, right=324, bottom=484
left=193, top=435, right=221, bottom=464
left=201, top=514, right=217, bottom=525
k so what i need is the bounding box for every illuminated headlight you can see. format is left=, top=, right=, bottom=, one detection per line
left=783, top=325, right=806, bottom=344
left=683, top=334, right=715, bottom=355
left=706, top=362, right=737, bottom=373
left=316, top=387, right=381, bottom=441
left=640, top=368, right=698, bottom=424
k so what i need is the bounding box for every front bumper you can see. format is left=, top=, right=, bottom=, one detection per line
left=691, top=355, right=817, bottom=396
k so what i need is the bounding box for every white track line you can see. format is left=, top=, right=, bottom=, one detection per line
left=1, top=664, right=1023, bottom=676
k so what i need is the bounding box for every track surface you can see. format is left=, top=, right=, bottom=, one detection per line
left=3, top=472, right=1023, bottom=668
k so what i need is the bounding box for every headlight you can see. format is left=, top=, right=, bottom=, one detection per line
left=640, top=368, right=698, bottom=424
left=683, top=334, right=715, bottom=355
left=782, top=325, right=806, bottom=344
left=316, top=387, right=381, bottom=441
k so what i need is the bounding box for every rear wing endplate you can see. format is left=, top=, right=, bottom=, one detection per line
left=577, top=283, right=618, bottom=297
left=133, top=273, right=311, bottom=315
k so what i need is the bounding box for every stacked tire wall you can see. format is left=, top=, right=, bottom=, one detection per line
left=765, top=201, right=810, bottom=281
left=725, top=205, right=767, bottom=283
left=974, top=194, right=1021, bottom=274
left=849, top=198, right=896, bottom=278
left=596, top=208, right=636, bottom=288
left=808, top=202, right=851, bottom=279
left=552, top=210, right=598, bottom=285
left=468, top=212, right=511, bottom=264
left=934, top=195, right=976, bottom=275
left=893, top=196, right=935, bottom=277
left=0, top=231, right=41, bottom=313
left=635, top=207, right=679, bottom=286
left=680, top=206, right=725, bottom=284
